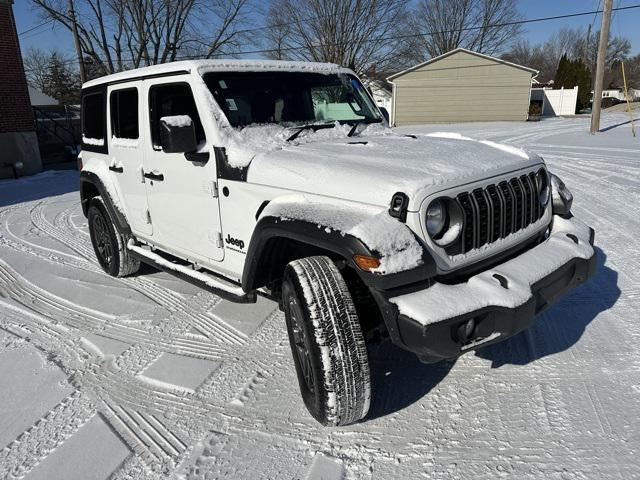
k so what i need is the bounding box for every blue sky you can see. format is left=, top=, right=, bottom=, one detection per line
left=13, top=0, right=640, bottom=62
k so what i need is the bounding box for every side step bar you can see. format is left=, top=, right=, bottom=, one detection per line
left=127, top=240, right=257, bottom=303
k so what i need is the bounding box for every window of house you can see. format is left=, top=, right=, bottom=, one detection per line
left=82, top=92, right=105, bottom=145
left=149, top=83, right=205, bottom=149
left=110, top=88, right=139, bottom=139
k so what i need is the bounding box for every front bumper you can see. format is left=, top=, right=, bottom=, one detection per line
left=379, top=215, right=596, bottom=363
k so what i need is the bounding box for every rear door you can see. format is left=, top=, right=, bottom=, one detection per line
left=141, top=77, right=224, bottom=263
left=107, top=82, right=152, bottom=236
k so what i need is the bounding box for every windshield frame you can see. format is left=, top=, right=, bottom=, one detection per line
left=201, top=70, right=383, bottom=129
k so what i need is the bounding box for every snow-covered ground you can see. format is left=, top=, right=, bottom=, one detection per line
left=0, top=113, right=638, bottom=479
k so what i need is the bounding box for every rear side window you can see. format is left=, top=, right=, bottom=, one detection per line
left=82, top=91, right=106, bottom=147
left=149, top=83, right=205, bottom=149
left=110, top=88, right=138, bottom=139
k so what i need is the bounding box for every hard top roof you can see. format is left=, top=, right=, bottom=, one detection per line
left=82, top=59, right=353, bottom=89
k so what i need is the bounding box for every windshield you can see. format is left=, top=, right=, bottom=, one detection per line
left=202, top=71, right=381, bottom=128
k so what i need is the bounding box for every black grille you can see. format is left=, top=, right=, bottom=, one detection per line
left=456, top=174, right=546, bottom=254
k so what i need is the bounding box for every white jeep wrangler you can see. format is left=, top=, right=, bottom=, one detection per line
left=79, top=60, right=596, bottom=426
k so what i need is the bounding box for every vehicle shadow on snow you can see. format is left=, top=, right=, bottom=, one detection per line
left=474, top=247, right=620, bottom=368
left=365, top=248, right=618, bottom=420
left=366, top=341, right=456, bottom=420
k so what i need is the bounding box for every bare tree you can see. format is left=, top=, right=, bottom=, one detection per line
left=501, top=28, right=582, bottom=82
left=23, top=47, right=59, bottom=90
left=500, top=40, right=544, bottom=70
left=584, top=30, right=631, bottom=74
left=405, top=0, right=522, bottom=61
left=622, top=54, right=640, bottom=89
left=23, top=48, right=81, bottom=102
left=30, top=0, right=256, bottom=76
left=262, top=0, right=410, bottom=75
left=502, top=26, right=631, bottom=83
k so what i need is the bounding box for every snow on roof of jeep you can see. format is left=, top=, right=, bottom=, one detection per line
left=82, top=59, right=352, bottom=89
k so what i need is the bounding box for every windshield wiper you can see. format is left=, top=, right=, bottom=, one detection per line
left=286, top=123, right=336, bottom=142
left=347, top=118, right=382, bottom=137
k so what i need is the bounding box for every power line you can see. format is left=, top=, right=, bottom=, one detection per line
left=52, top=3, right=640, bottom=67
left=18, top=18, right=55, bottom=37
left=160, top=3, right=640, bottom=59
left=591, top=0, right=602, bottom=27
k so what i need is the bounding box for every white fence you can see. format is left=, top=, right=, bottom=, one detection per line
left=530, top=86, right=578, bottom=116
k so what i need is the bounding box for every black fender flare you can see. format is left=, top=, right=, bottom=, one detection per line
left=241, top=215, right=437, bottom=292
left=79, top=171, right=131, bottom=235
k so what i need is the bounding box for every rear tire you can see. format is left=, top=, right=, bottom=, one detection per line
left=282, top=256, right=371, bottom=426
left=88, top=197, right=140, bottom=277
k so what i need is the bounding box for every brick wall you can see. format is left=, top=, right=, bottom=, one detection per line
left=0, top=0, right=35, bottom=134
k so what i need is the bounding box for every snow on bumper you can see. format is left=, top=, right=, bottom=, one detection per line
left=388, top=215, right=596, bottom=362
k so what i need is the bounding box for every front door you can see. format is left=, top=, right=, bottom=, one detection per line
left=141, top=78, right=224, bottom=263
left=107, top=82, right=152, bottom=236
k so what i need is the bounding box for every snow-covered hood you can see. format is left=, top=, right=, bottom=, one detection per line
left=246, top=130, right=543, bottom=210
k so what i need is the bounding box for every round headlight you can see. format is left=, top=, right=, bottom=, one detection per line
left=537, top=169, right=550, bottom=206
left=426, top=199, right=446, bottom=237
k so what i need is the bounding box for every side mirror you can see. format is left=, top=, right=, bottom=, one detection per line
left=159, top=115, right=197, bottom=153
left=379, top=107, right=390, bottom=124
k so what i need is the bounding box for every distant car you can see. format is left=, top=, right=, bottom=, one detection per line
left=78, top=60, right=596, bottom=426
left=601, top=97, right=622, bottom=109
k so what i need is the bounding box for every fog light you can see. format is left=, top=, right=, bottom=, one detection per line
left=456, top=318, right=477, bottom=344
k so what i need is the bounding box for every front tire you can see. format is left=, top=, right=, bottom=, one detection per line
left=282, top=256, right=371, bottom=426
left=88, top=197, right=140, bottom=277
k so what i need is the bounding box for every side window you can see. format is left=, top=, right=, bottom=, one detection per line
left=149, top=83, right=205, bottom=149
left=111, top=88, right=139, bottom=139
left=81, top=91, right=106, bottom=146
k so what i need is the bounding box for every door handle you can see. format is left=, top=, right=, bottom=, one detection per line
left=109, top=165, right=123, bottom=173
left=185, top=152, right=210, bottom=163
left=143, top=171, right=164, bottom=181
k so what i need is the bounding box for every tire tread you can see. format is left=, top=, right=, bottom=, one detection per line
left=286, top=256, right=370, bottom=426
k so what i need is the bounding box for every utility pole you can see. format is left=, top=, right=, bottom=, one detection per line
left=590, top=0, right=613, bottom=134
left=621, top=62, right=637, bottom=137
left=68, top=0, right=86, bottom=84
left=583, top=23, right=591, bottom=64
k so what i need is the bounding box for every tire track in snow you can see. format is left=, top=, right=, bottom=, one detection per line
left=102, top=402, right=187, bottom=471
left=29, top=199, right=247, bottom=346
left=2, top=195, right=248, bottom=474
left=0, top=290, right=198, bottom=474
left=0, top=259, right=230, bottom=360
left=58, top=204, right=90, bottom=238
left=0, top=391, right=96, bottom=480
left=196, top=309, right=290, bottom=404
left=2, top=201, right=245, bottom=348
left=107, top=455, right=158, bottom=480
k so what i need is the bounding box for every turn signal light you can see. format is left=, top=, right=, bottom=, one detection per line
left=353, top=255, right=381, bottom=271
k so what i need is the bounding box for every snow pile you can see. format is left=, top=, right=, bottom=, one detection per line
left=391, top=215, right=594, bottom=325
left=161, top=115, right=193, bottom=128
left=435, top=222, right=462, bottom=247
left=425, top=132, right=530, bottom=159
left=262, top=196, right=423, bottom=274
left=82, top=136, right=104, bottom=146
left=249, top=132, right=540, bottom=209
left=224, top=122, right=393, bottom=169
left=348, top=212, right=423, bottom=273
left=111, top=137, right=138, bottom=148
left=225, top=124, right=302, bottom=169
left=198, top=60, right=345, bottom=76
left=479, top=140, right=529, bottom=159
left=425, top=132, right=475, bottom=141
left=192, top=68, right=393, bottom=168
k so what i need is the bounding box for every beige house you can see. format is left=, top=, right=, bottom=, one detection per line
left=387, top=48, right=538, bottom=125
